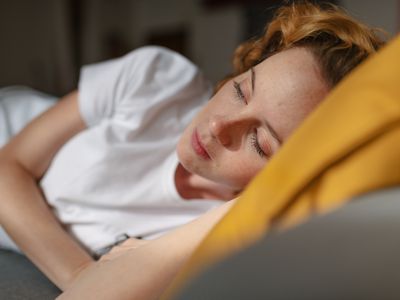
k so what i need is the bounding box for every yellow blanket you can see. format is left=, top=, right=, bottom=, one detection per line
left=163, top=35, right=400, bottom=299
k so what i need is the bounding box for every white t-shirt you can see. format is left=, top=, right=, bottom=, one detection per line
left=39, top=46, right=224, bottom=254
left=0, top=86, right=56, bottom=147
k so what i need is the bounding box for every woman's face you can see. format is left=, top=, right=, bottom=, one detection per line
left=177, top=47, right=329, bottom=190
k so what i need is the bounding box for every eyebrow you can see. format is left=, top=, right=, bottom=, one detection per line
left=250, top=67, right=282, bottom=146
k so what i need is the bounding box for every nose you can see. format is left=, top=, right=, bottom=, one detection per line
left=209, top=113, right=255, bottom=148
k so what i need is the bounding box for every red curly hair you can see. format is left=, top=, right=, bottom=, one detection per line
left=217, top=1, right=386, bottom=91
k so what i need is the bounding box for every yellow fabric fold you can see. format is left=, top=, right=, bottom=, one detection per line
left=162, top=35, right=400, bottom=300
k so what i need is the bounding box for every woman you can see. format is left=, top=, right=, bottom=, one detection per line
left=0, top=1, right=384, bottom=298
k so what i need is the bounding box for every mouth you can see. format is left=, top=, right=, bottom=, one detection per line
left=191, top=129, right=211, bottom=160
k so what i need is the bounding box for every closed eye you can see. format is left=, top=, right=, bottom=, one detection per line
left=250, top=131, right=266, bottom=158
left=233, top=81, right=247, bottom=104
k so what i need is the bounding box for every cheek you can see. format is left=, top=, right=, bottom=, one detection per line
left=222, top=154, right=266, bottom=188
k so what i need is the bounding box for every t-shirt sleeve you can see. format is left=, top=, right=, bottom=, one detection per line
left=77, top=46, right=208, bottom=127
left=78, top=54, right=124, bottom=126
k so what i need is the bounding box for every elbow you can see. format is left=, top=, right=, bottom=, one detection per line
left=0, top=157, right=34, bottom=215
left=0, top=150, right=37, bottom=181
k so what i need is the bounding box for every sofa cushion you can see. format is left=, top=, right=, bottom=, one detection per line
left=0, top=250, right=60, bottom=299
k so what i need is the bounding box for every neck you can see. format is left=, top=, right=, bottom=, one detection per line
left=175, top=163, right=239, bottom=201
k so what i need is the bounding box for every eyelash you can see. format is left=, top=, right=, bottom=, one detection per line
left=251, top=131, right=266, bottom=158
left=233, top=81, right=266, bottom=158
left=233, top=81, right=246, bottom=103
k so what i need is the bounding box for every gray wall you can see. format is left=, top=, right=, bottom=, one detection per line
left=340, top=0, right=399, bottom=36
left=0, top=0, right=76, bottom=95
left=80, top=0, right=243, bottom=85
left=0, top=0, right=398, bottom=96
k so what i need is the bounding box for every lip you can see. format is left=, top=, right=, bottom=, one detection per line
left=191, top=129, right=211, bottom=160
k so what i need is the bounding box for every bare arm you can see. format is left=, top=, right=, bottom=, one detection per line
left=0, top=91, right=94, bottom=291
left=58, top=199, right=236, bottom=300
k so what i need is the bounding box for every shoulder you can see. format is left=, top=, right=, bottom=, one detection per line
left=124, top=46, right=192, bottom=64
left=121, top=46, right=199, bottom=78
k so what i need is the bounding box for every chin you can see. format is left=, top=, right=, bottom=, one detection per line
left=176, top=144, right=204, bottom=176
left=176, top=149, right=197, bottom=175
left=176, top=140, right=187, bottom=164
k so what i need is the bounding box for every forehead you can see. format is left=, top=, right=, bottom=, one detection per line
left=252, top=47, right=329, bottom=140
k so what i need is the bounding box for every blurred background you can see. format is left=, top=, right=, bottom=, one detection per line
left=0, top=0, right=399, bottom=97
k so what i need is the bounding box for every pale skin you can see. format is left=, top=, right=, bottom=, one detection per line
left=176, top=47, right=329, bottom=193
left=0, top=47, right=329, bottom=298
